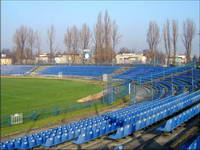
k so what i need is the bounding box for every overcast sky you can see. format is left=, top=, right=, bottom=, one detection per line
left=1, top=1, right=199, bottom=56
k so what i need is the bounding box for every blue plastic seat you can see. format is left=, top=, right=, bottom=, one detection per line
left=106, top=124, right=112, bottom=133
left=20, top=141, right=29, bottom=149
left=68, top=130, right=75, bottom=140
left=73, top=133, right=86, bottom=144
left=135, top=120, right=142, bottom=130
left=157, top=119, right=172, bottom=132
left=93, top=129, right=100, bottom=138
left=88, top=131, right=93, bottom=140
left=36, top=137, right=43, bottom=145
left=75, top=128, right=81, bottom=137
left=29, top=139, right=37, bottom=148
left=0, top=143, right=7, bottom=150
left=100, top=126, right=106, bottom=135
left=14, top=140, right=21, bottom=149
left=109, top=127, right=124, bottom=139
left=61, top=133, right=69, bottom=142
left=53, top=135, right=62, bottom=145
left=42, top=137, right=54, bottom=147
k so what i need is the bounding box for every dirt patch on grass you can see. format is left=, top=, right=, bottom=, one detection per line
left=77, top=90, right=105, bottom=103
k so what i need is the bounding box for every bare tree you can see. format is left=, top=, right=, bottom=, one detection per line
left=80, top=23, right=91, bottom=50
left=182, top=19, right=196, bottom=63
left=27, top=28, right=36, bottom=60
left=64, top=27, right=73, bottom=53
left=94, top=11, right=119, bottom=64
left=94, top=11, right=104, bottom=63
left=13, top=25, right=28, bottom=64
left=112, top=20, right=121, bottom=52
left=80, top=23, right=91, bottom=63
left=71, top=25, right=79, bottom=63
left=172, top=20, right=178, bottom=65
left=104, top=10, right=112, bottom=62
left=71, top=25, right=79, bottom=53
left=35, top=31, right=41, bottom=56
left=156, top=50, right=166, bottom=65
left=163, top=20, right=171, bottom=66
left=64, top=25, right=79, bottom=64
left=146, top=21, right=160, bottom=64
left=111, top=20, right=121, bottom=63
left=118, top=47, right=131, bottom=54
left=47, top=25, right=55, bottom=63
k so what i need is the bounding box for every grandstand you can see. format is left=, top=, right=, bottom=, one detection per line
left=0, top=62, right=199, bottom=150
left=1, top=65, right=120, bottom=78
left=39, top=65, right=120, bottom=77
left=115, top=62, right=196, bottom=83
left=1, top=65, right=34, bottom=75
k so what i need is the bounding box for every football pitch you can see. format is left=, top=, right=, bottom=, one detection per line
left=1, top=77, right=103, bottom=117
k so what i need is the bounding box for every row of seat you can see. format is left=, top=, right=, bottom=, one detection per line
left=157, top=104, right=200, bottom=132
left=75, top=91, right=200, bottom=142
left=115, top=62, right=196, bottom=83
left=145, top=69, right=200, bottom=99
left=1, top=65, right=34, bottom=75
left=107, top=92, right=200, bottom=139
left=39, top=65, right=120, bottom=77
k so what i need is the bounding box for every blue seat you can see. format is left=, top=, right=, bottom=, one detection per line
left=0, top=143, right=7, bottom=150
left=29, top=139, right=37, bottom=148
left=14, top=139, right=21, bottom=149
left=157, top=119, right=173, bottom=132
left=36, top=137, right=43, bottom=145
left=68, top=130, right=75, bottom=140
left=109, top=127, right=125, bottom=139
left=124, top=124, right=134, bottom=136
left=61, top=133, right=69, bottom=143
left=87, top=131, right=93, bottom=141
left=73, top=133, right=86, bottom=144
left=42, top=137, right=54, bottom=147
left=53, top=135, right=62, bottom=145
left=135, top=120, right=142, bottom=130
left=75, top=128, right=81, bottom=137
left=20, top=141, right=29, bottom=149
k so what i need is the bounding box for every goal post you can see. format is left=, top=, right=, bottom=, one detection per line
left=58, top=72, right=63, bottom=79
left=10, top=113, right=23, bottom=125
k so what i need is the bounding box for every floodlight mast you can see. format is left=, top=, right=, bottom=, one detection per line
left=199, top=32, right=200, bottom=63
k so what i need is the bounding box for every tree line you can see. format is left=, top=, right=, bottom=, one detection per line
left=147, top=19, right=196, bottom=65
left=11, top=10, right=197, bottom=65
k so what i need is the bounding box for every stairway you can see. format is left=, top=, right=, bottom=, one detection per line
left=110, top=66, right=131, bottom=78
left=30, top=66, right=49, bottom=76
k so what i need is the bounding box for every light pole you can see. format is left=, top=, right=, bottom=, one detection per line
left=199, top=32, right=200, bottom=63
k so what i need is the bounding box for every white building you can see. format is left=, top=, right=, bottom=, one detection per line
left=0, top=54, right=12, bottom=65
left=54, top=53, right=81, bottom=64
left=54, top=55, right=67, bottom=64
left=116, top=53, right=147, bottom=64
left=35, top=53, right=50, bottom=64
left=167, top=54, right=187, bottom=65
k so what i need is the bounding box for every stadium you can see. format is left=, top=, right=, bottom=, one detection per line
left=1, top=61, right=200, bottom=150
left=1, top=1, right=200, bottom=150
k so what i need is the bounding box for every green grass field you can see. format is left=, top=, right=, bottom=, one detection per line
left=1, top=77, right=103, bottom=117
left=0, top=77, right=129, bottom=137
